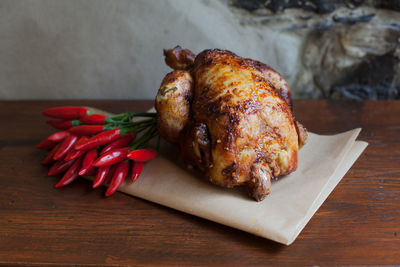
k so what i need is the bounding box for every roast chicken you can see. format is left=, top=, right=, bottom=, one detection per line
left=156, top=46, right=307, bottom=201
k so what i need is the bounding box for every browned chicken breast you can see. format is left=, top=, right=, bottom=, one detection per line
left=155, top=46, right=307, bottom=201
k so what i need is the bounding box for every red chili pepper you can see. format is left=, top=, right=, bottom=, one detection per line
left=64, top=136, right=89, bottom=161
left=78, top=149, right=98, bottom=176
left=41, top=143, right=61, bottom=165
left=46, top=120, right=79, bottom=130
left=53, top=135, right=78, bottom=160
left=48, top=158, right=76, bottom=176
left=36, top=138, right=57, bottom=150
left=75, top=128, right=121, bottom=151
left=80, top=114, right=107, bottom=125
left=127, top=149, right=157, bottom=162
left=131, top=161, right=144, bottom=182
left=104, top=164, right=118, bottom=185
left=69, top=125, right=105, bottom=136
left=74, top=136, right=90, bottom=147
left=63, top=147, right=85, bottom=161
left=43, top=106, right=90, bottom=120
left=93, top=166, right=110, bottom=188
left=48, top=131, right=70, bottom=142
left=92, top=147, right=130, bottom=167
left=85, top=168, right=96, bottom=176
left=37, top=131, right=69, bottom=149
left=105, top=161, right=129, bottom=196
left=55, top=156, right=83, bottom=188
left=100, top=132, right=135, bottom=155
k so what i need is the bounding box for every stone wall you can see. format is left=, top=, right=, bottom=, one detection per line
left=230, top=0, right=400, bottom=99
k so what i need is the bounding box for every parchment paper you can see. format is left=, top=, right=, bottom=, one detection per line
left=86, top=108, right=367, bottom=245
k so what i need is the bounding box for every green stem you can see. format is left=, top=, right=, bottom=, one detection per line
left=109, top=113, right=129, bottom=121
left=107, top=112, right=157, bottom=123
left=130, top=124, right=158, bottom=150
left=115, top=118, right=155, bottom=132
left=129, top=112, right=157, bottom=118
left=134, top=123, right=154, bottom=134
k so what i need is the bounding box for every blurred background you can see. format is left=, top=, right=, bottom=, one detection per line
left=1, top=0, right=399, bottom=100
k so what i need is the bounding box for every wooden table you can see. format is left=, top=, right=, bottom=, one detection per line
left=0, top=100, right=399, bottom=266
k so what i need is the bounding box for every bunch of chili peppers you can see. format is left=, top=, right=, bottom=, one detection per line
left=36, top=106, right=158, bottom=196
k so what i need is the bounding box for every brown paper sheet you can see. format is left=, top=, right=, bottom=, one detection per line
left=86, top=108, right=367, bottom=245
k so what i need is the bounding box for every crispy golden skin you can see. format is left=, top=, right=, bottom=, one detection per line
left=155, top=70, right=193, bottom=143
left=245, top=58, right=293, bottom=109
left=156, top=47, right=307, bottom=201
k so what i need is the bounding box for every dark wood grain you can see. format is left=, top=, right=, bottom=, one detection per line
left=0, top=100, right=399, bottom=266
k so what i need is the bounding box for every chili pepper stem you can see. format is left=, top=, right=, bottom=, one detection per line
left=130, top=125, right=158, bottom=150
left=129, top=112, right=157, bottom=118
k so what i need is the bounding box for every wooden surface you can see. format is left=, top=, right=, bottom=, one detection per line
left=0, top=100, right=399, bottom=266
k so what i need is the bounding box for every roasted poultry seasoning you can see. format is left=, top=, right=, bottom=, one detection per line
left=156, top=46, right=308, bottom=201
